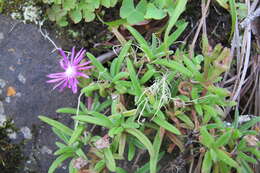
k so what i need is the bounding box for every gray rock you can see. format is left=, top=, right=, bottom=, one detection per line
left=0, top=15, right=78, bottom=173
left=20, top=126, right=32, bottom=139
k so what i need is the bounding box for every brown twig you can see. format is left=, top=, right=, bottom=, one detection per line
left=189, top=0, right=211, bottom=58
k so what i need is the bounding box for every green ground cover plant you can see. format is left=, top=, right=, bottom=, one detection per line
left=43, top=0, right=119, bottom=25
left=0, top=0, right=258, bottom=172
left=38, top=0, right=260, bottom=172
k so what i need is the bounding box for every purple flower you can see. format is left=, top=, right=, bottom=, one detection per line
left=47, top=47, right=93, bottom=93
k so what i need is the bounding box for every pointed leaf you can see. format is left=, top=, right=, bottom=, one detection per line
left=103, top=147, right=116, bottom=172
left=202, top=151, right=212, bottom=173
left=215, top=149, right=239, bottom=168
left=73, top=115, right=113, bottom=128
left=153, top=116, right=181, bottom=135
left=39, top=116, right=73, bottom=136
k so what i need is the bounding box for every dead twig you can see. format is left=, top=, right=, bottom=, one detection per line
left=240, top=5, right=260, bottom=28
left=189, top=0, right=211, bottom=58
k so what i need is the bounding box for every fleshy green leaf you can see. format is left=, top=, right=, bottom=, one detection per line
left=202, top=151, right=212, bottom=173
left=215, top=149, right=239, bottom=168
left=157, top=21, right=187, bottom=52
left=238, top=152, right=257, bottom=164
left=125, top=128, right=154, bottom=157
left=83, top=10, right=95, bottom=22
left=108, top=127, right=124, bottom=137
left=54, top=145, right=75, bottom=155
left=69, top=8, right=82, bottom=23
left=87, top=53, right=113, bottom=81
left=116, top=167, right=127, bottom=173
left=200, top=126, right=214, bottom=148
left=126, top=58, right=142, bottom=97
left=207, top=85, right=230, bottom=97
left=52, top=127, right=70, bottom=144
left=164, top=0, right=187, bottom=48
left=39, top=116, right=73, bottom=136
left=114, top=40, right=132, bottom=74
left=48, top=153, right=73, bottom=173
left=154, top=59, right=193, bottom=77
left=125, top=25, right=154, bottom=60
left=153, top=116, right=181, bottom=135
left=73, top=115, right=113, bottom=128
left=120, top=0, right=147, bottom=24
left=103, top=147, right=116, bottom=172
left=140, top=66, right=156, bottom=84
left=239, top=117, right=260, bottom=131
left=128, top=140, right=135, bottom=161
left=68, top=124, right=85, bottom=145
left=214, top=129, right=232, bottom=148
left=145, top=3, right=166, bottom=20
left=150, top=129, right=164, bottom=173
left=112, top=72, right=129, bottom=82
left=94, top=160, right=106, bottom=172
left=56, top=107, right=84, bottom=115
left=176, top=113, right=194, bottom=129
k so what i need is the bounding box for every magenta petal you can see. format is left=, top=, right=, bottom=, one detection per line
left=47, top=72, right=66, bottom=78
left=77, top=72, right=89, bottom=78
left=59, top=48, right=69, bottom=63
left=52, top=79, right=66, bottom=90
left=71, top=81, right=77, bottom=93
left=59, top=80, right=68, bottom=91
left=78, top=61, right=91, bottom=66
left=59, top=59, right=67, bottom=70
left=77, top=66, right=94, bottom=70
left=70, top=47, right=75, bottom=62
left=46, top=78, right=64, bottom=83
left=74, top=48, right=84, bottom=61
left=74, top=50, right=86, bottom=64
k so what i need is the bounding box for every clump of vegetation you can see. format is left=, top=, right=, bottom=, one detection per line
left=0, top=0, right=4, bottom=13
left=38, top=0, right=260, bottom=173
left=1, top=0, right=259, bottom=173
left=0, top=120, right=25, bottom=173
left=43, top=0, right=119, bottom=26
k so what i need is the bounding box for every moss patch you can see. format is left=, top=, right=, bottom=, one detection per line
left=0, top=120, right=25, bottom=173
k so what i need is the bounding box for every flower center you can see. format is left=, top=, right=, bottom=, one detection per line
left=65, top=65, right=76, bottom=77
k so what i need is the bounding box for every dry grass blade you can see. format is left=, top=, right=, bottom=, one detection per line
left=224, top=0, right=260, bottom=117
left=231, top=1, right=253, bottom=106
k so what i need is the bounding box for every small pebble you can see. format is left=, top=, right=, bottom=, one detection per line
left=5, top=97, right=11, bottom=103
left=16, top=92, right=22, bottom=97
left=7, top=86, right=16, bottom=96
left=20, top=126, right=32, bottom=139
left=9, top=66, right=15, bottom=71
left=7, top=129, right=17, bottom=139
left=0, top=79, right=6, bottom=88
left=40, top=146, right=52, bottom=155
left=17, top=58, right=22, bottom=65
left=18, top=73, right=26, bottom=84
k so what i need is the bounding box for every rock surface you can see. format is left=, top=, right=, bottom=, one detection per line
left=0, top=15, right=78, bottom=173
